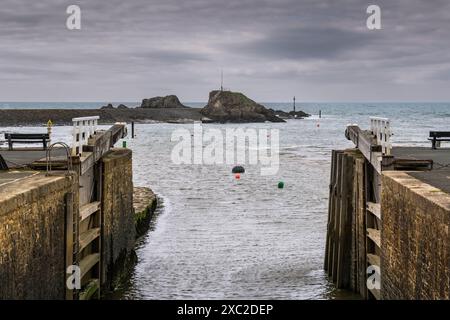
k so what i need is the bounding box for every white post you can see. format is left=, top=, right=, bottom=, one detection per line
left=370, top=117, right=392, bottom=155
left=71, top=116, right=100, bottom=156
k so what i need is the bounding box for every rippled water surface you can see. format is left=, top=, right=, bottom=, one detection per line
left=3, top=103, right=449, bottom=299
left=124, top=103, right=449, bottom=300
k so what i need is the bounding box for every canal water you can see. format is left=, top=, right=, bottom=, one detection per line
left=121, top=103, right=450, bottom=299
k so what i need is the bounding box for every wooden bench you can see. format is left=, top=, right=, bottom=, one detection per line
left=429, top=131, right=450, bottom=149
left=4, top=133, right=50, bottom=150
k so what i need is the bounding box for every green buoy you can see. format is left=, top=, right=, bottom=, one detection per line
left=278, top=181, right=284, bottom=189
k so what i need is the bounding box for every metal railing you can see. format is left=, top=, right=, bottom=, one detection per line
left=46, top=142, right=73, bottom=176
left=370, top=117, right=392, bottom=155
left=72, top=116, right=99, bottom=156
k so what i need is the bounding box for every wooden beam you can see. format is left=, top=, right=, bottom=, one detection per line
left=79, top=152, right=94, bottom=176
left=331, top=152, right=343, bottom=282
left=367, top=202, right=381, bottom=221
left=367, top=254, right=380, bottom=268
left=80, top=201, right=101, bottom=222
left=355, top=157, right=368, bottom=299
left=368, top=287, right=381, bottom=300
left=336, top=152, right=354, bottom=289
left=79, top=253, right=100, bottom=279
left=345, top=125, right=382, bottom=173
left=79, top=227, right=100, bottom=251
left=84, top=124, right=127, bottom=162
left=367, top=228, right=381, bottom=248
left=325, top=150, right=338, bottom=272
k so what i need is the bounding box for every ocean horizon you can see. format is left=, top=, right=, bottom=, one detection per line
left=1, top=102, right=450, bottom=117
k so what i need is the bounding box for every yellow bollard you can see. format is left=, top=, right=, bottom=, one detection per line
left=47, top=119, right=53, bottom=144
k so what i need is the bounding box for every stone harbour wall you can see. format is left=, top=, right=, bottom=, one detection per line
left=101, top=148, right=135, bottom=288
left=0, top=174, right=78, bottom=300
left=381, top=171, right=450, bottom=300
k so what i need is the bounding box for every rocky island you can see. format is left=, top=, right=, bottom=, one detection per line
left=200, top=90, right=285, bottom=123
left=0, top=92, right=310, bottom=126
left=141, top=95, right=187, bottom=108
left=272, top=109, right=310, bottom=119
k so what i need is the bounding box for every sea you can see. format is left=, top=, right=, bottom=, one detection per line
left=1, top=102, right=449, bottom=299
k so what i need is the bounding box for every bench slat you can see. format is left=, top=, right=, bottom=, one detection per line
left=429, top=131, right=450, bottom=138
left=5, top=133, right=49, bottom=139
left=6, top=140, right=50, bottom=143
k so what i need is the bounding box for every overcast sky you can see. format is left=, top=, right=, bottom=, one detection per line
left=1, top=0, right=450, bottom=102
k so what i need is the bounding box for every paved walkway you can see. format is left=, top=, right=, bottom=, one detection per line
left=392, top=146, right=450, bottom=193
left=0, top=148, right=66, bottom=169
left=0, top=171, right=40, bottom=189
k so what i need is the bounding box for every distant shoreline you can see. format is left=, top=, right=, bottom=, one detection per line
left=0, top=108, right=205, bottom=126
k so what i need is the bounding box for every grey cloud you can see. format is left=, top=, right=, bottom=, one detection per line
left=234, top=26, right=379, bottom=60
left=131, top=50, right=210, bottom=64
left=0, top=0, right=449, bottom=101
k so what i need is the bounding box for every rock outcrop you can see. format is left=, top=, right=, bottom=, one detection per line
left=134, top=187, right=157, bottom=238
left=117, top=104, right=128, bottom=109
left=101, top=103, right=114, bottom=109
left=271, top=109, right=310, bottom=119
left=141, top=95, right=187, bottom=108
left=200, top=90, right=285, bottom=123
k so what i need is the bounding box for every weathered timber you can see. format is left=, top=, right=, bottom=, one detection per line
left=79, top=253, right=100, bottom=279
left=368, top=287, right=381, bottom=300
left=367, top=228, right=381, bottom=248
left=367, top=254, right=380, bottom=268
left=345, top=125, right=382, bottom=173
left=367, top=202, right=381, bottom=221
left=331, top=152, right=343, bottom=282
left=80, top=201, right=101, bottom=221
left=355, top=157, right=367, bottom=298
left=79, top=228, right=101, bottom=251
left=326, top=149, right=363, bottom=290
left=325, top=149, right=370, bottom=297
left=336, top=152, right=354, bottom=288
left=324, top=150, right=338, bottom=272
left=84, top=124, right=127, bottom=163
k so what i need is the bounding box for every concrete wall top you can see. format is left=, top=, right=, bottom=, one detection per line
left=0, top=172, right=74, bottom=217
left=382, top=171, right=450, bottom=211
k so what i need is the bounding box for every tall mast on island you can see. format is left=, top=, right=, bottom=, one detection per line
left=221, top=70, right=224, bottom=92
left=293, top=96, right=296, bottom=112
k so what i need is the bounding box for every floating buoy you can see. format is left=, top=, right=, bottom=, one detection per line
left=235, top=173, right=241, bottom=180
left=278, top=181, right=284, bottom=189
left=232, top=166, right=245, bottom=174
